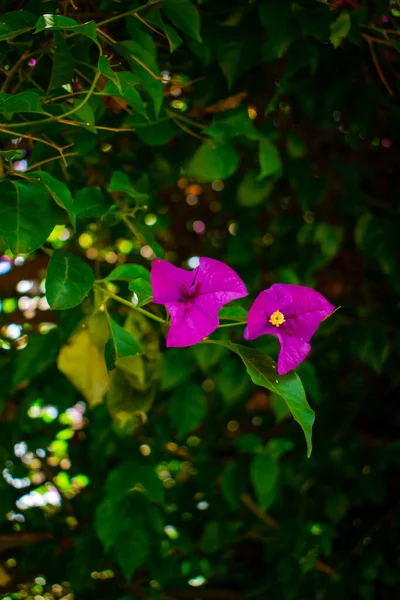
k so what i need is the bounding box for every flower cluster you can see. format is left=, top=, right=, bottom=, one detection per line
left=151, top=258, right=335, bottom=375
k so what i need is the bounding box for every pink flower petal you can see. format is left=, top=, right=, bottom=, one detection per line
left=165, top=301, right=218, bottom=347
left=276, top=332, right=311, bottom=375
left=151, top=258, right=194, bottom=303
left=197, top=257, right=247, bottom=298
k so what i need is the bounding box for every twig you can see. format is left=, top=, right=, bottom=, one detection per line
left=240, top=493, right=336, bottom=576
left=0, top=127, right=70, bottom=166
left=1, top=50, right=35, bottom=93
left=366, top=37, right=394, bottom=96
left=169, top=114, right=208, bottom=141
left=96, top=0, right=163, bottom=28
left=218, top=321, right=247, bottom=328
left=135, top=13, right=167, bottom=38
left=25, top=153, right=78, bottom=172
left=94, top=283, right=165, bottom=324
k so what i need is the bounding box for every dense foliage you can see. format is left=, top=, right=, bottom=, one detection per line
left=0, top=0, right=400, bottom=598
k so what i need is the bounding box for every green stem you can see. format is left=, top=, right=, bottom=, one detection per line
left=96, top=0, right=163, bottom=28
left=218, top=320, right=247, bottom=328
left=166, top=109, right=207, bottom=130
left=94, top=283, right=165, bottom=324
left=5, top=71, right=101, bottom=129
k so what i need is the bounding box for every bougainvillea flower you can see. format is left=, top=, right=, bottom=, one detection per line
left=244, top=284, right=335, bottom=375
left=151, top=257, right=247, bottom=347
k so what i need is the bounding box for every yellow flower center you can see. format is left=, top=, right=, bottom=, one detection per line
left=269, top=310, right=285, bottom=327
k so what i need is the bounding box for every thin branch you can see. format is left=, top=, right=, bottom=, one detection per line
left=0, top=127, right=70, bottom=165
left=218, top=321, right=247, bottom=328
left=135, top=13, right=167, bottom=38
left=366, top=37, right=394, bottom=96
left=25, top=152, right=78, bottom=172
left=169, top=114, right=209, bottom=141
left=6, top=71, right=102, bottom=129
left=94, top=283, right=165, bottom=324
left=240, top=493, right=336, bottom=576
left=96, top=0, right=163, bottom=28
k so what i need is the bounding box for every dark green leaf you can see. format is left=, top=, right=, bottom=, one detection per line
left=251, top=453, right=279, bottom=510
left=131, top=223, right=165, bottom=258
left=30, top=171, right=75, bottom=225
left=49, top=31, right=74, bottom=91
left=146, top=9, right=183, bottom=52
left=35, top=14, right=98, bottom=43
left=221, top=462, right=248, bottom=511
left=115, top=520, right=150, bottom=580
left=108, top=171, right=149, bottom=202
left=117, top=41, right=163, bottom=116
left=163, top=0, right=202, bottom=42
left=0, top=91, right=48, bottom=116
left=325, top=493, right=349, bottom=523
left=73, top=187, right=109, bottom=219
left=128, top=278, right=153, bottom=307
left=132, top=114, right=179, bottom=146
left=0, top=180, right=56, bottom=253
left=102, top=71, right=147, bottom=117
left=237, top=172, right=274, bottom=207
left=0, top=10, right=37, bottom=41
left=209, top=341, right=315, bottom=457
left=46, top=251, right=95, bottom=309
left=169, top=382, right=207, bottom=435
left=98, top=56, right=122, bottom=93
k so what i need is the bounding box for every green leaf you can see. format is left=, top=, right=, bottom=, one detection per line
left=0, top=180, right=56, bottom=253
left=105, top=319, right=144, bottom=371
left=131, top=113, right=179, bottom=146
left=258, top=139, right=282, bottom=180
left=95, top=501, right=125, bottom=552
left=128, top=278, right=153, bottom=307
left=209, top=341, right=315, bottom=457
left=324, top=493, right=349, bottom=523
left=31, top=171, right=75, bottom=226
left=73, top=187, right=109, bottom=219
left=169, top=382, right=207, bottom=436
left=114, top=519, right=150, bottom=581
left=0, top=10, right=37, bottom=41
left=98, top=56, right=122, bottom=93
left=131, top=223, right=165, bottom=258
left=251, top=453, right=279, bottom=510
left=329, top=12, right=351, bottom=48
left=49, top=31, right=74, bottom=91
left=146, top=10, right=183, bottom=52
left=46, top=251, right=95, bottom=309
left=237, top=172, right=274, bottom=207
left=219, top=305, right=248, bottom=321
left=259, top=0, right=297, bottom=60
left=163, top=0, right=202, bottom=42
left=0, top=149, right=25, bottom=161
left=106, top=462, right=164, bottom=504
left=0, top=91, right=48, bottom=117
left=102, top=72, right=147, bottom=117
left=217, top=23, right=263, bottom=89
left=106, top=264, right=150, bottom=282
left=108, top=171, right=149, bottom=202
left=117, top=41, right=163, bottom=117
left=221, top=462, right=248, bottom=511
left=187, top=140, right=240, bottom=181
left=35, top=14, right=98, bottom=43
